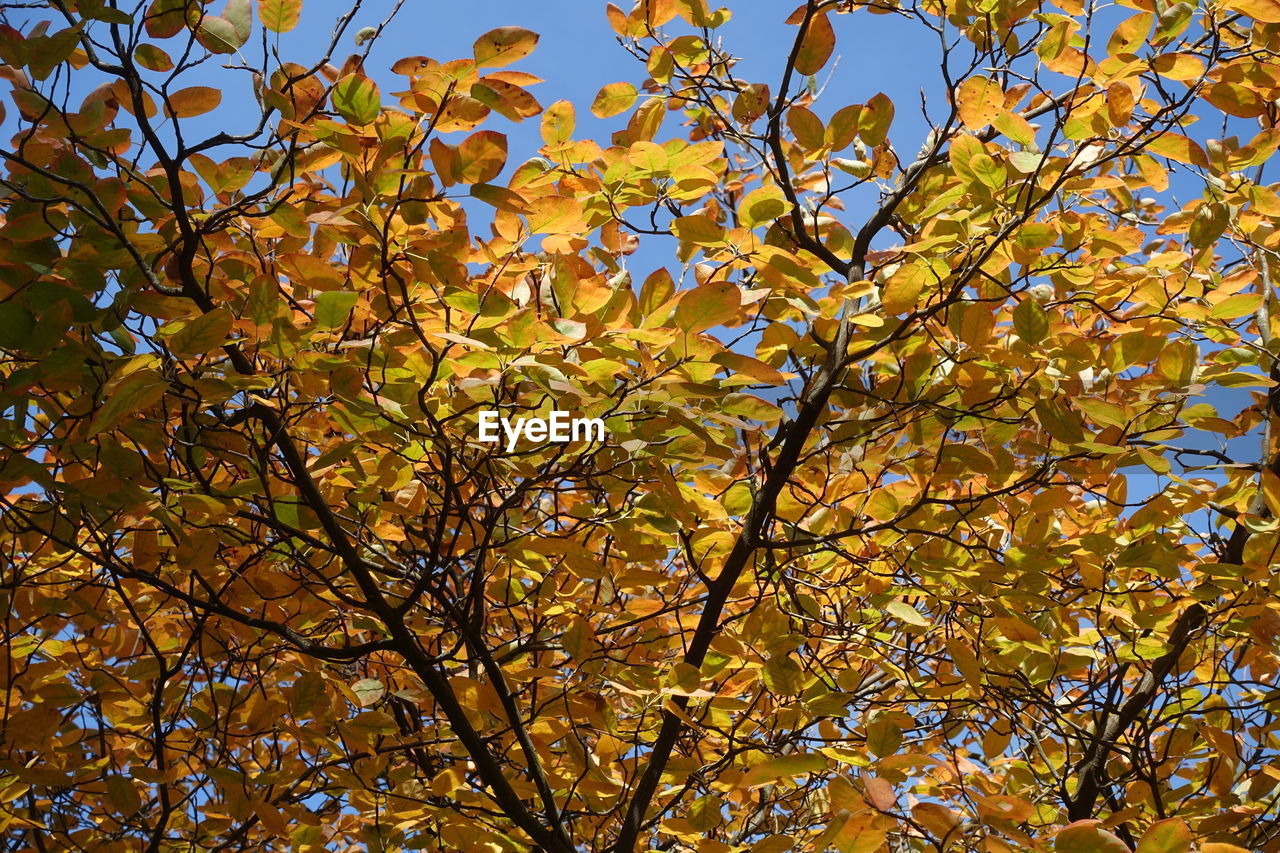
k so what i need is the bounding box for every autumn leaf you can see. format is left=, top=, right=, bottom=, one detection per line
left=741, top=753, right=826, bottom=788
left=332, top=74, right=380, bottom=125
left=165, top=86, right=221, bottom=118
left=259, top=0, right=302, bottom=33
left=1013, top=297, right=1049, bottom=344
left=591, top=81, right=638, bottom=118
left=5, top=2, right=1279, bottom=850
left=794, top=13, right=835, bottom=75
left=456, top=130, right=508, bottom=184
left=474, top=26, right=539, bottom=68
left=1222, top=0, right=1280, bottom=21
left=1135, top=819, right=1192, bottom=853
left=859, top=92, right=894, bottom=146
left=541, top=99, right=575, bottom=146
left=1056, top=821, right=1129, bottom=853
left=675, top=281, right=739, bottom=333
left=738, top=185, right=791, bottom=228
left=956, top=76, right=1003, bottom=130
left=162, top=308, right=234, bottom=357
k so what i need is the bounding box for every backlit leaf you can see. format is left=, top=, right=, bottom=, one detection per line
left=457, top=130, right=508, bottom=184
left=956, top=76, right=1003, bottom=130
left=259, top=0, right=302, bottom=32
left=794, top=13, right=835, bottom=75
left=741, top=754, right=826, bottom=788
left=591, top=81, right=638, bottom=118
left=474, top=26, right=539, bottom=68
left=1056, top=821, right=1129, bottom=853
left=1135, top=819, right=1192, bottom=853
left=166, top=86, right=221, bottom=119
left=332, top=74, right=381, bottom=125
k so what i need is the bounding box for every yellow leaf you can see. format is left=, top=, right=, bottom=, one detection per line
left=474, top=26, right=540, bottom=68
left=526, top=195, right=585, bottom=235
left=259, top=0, right=301, bottom=32
left=741, top=753, right=826, bottom=788
left=859, top=92, right=894, bottom=146
left=676, top=281, right=740, bottom=333
left=591, top=81, right=638, bottom=118
left=542, top=99, right=575, bottom=146
left=738, top=185, right=791, bottom=228
left=1222, top=0, right=1280, bottom=22
left=956, top=76, right=1003, bottom=130
left=456, top=130, right=508, bottom=184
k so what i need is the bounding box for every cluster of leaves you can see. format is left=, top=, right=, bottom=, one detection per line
left=1, top=0, right=1280, bottom=851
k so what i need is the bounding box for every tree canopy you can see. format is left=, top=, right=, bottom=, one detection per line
left=2, top=0, right=1280, bottom=850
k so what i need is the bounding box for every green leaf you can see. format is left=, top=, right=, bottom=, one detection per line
left=0, top=302, right=36, bottom=350
left=273, top=498, right=319, bottom=531
left=195, top=16, right=243, bottom=54
left=1210, top=292, right=1261, bottom=320
left=314, top=291, right=359, bottom=330
left=762, top=656, right=805, bottom=695
left=1013, top=297, right=1049, bottom=344
left=866, top=716, right=902, bottom=758
left=332, top=74, right=381, bottom=125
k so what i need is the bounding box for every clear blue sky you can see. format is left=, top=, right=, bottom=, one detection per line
left=274, top=0, right=937, bottom=170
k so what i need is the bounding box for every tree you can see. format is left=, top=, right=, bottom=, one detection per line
left=1, top=0, right=1280, bottom=849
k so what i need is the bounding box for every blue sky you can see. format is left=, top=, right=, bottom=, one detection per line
left=329, top=0, right=934, bottom=152
left=123, top=0, right=942, bottom=198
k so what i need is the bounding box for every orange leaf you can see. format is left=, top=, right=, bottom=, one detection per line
left=956, top=76, right=1003, bottom=130
left=676, top=282, right=740, bottom=333
left=457, top=130, right=508, bottom=184
left=794, top=13, right=835, bottom=75
left=166, top=86, right=221, bottom=119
